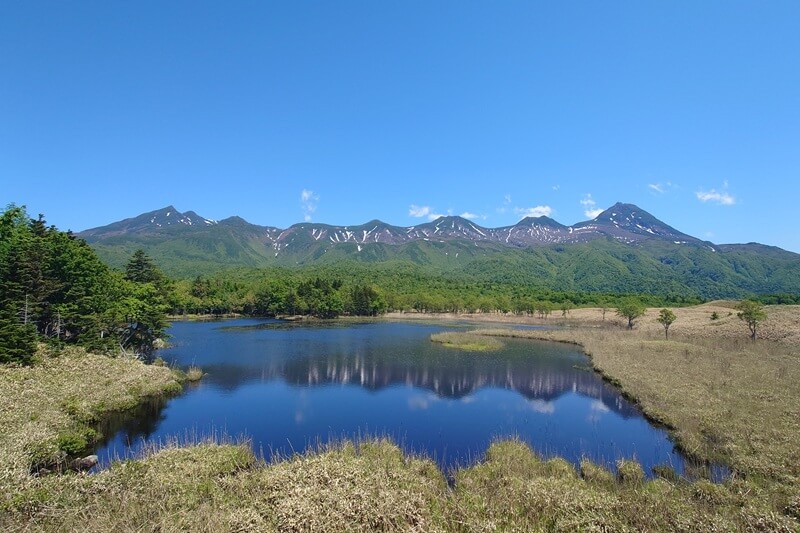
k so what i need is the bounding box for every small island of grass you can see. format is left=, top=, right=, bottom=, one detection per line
left=430, top=331, right=504, bottom=352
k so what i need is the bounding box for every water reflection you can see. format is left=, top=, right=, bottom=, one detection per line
left=95, top=395, right=170, bottom=449
left=95, top=319, right=709, bottom=477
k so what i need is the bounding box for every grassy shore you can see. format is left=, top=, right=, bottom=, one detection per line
left=0, top=346, right=183, bottom=492
left=430, top=331, right=504, bottom=352
left=1, top=304, right=799, bottom=531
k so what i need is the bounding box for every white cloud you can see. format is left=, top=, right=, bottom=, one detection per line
left=696, top=189, right=735, bottom=205
left=515, top=205, right=553, bottom=219
left=300, top=189, right=319, bottom=222
left=460, top=211, right=480, bottom=220
left=580, top=194, right=604, bottom=218
left=552, top=185, right=560, bottom=191
left=410, top=205, right=458, bottom=220
left=504, top=194, right=512, bottom=205
left=409, top=204, right=431, bottom=218
left=696, top=181, right=735, bottom=205
left=648, top=181, right=674, bottom=195
left=695, top=180, right=736, bottom=205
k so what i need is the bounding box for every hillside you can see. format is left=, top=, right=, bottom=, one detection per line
left=79, top=204, right=800, bottom=299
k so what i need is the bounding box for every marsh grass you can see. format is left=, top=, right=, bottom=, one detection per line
left=2, top=304, right=799, bottom=531
left=0, top=345, right=182, bottom=488
left=430, top=331, right=504, bottom=352
left=185, top=366, right=204, bottom=382
left=3, top=435, right=797, bottom=532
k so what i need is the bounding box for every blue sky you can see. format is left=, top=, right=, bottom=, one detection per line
left=2, top=1, right=799, bottom=251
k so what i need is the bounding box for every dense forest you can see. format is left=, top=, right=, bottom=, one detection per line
left=167, top=262, right=703, bottom=319
left=0, top=206, right=169, bottom=364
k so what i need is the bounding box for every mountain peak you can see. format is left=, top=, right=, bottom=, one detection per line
left=594, top=202, right=643, bottom=221
left=582, top=202, right=697, bottom=242
left=515, top=216, right=565, bottom=229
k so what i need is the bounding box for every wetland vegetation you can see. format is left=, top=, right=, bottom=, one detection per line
left=2, top=304, right=799, bottom=531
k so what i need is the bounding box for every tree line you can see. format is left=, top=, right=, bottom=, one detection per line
left=0, top=206, right=169, bottom=364
left=3, top=205, right=774, bottom=367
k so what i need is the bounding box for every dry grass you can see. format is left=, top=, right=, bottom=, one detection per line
left=430, top=331, right=504, bottom=352
left=185, top=366, right=205, bottom=382
left=465, top=310, right=800, bottom=483
left=4, top=438, right=797, bottom=532
left=2, top=304, right=800, bottom=531
left=0, top=345, right=182, bottom=495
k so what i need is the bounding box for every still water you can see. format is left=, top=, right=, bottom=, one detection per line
left=96, top=319, right=696, bottom=476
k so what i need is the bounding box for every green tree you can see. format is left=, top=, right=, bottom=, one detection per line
left=616, top=298, right=646, bottom=330
left=656, top=308, right=676, bottom=339
left=736, top=300, right=767, bottom=341
left=349, top=284, right=386, bottom=316
left=535, top=301, right=553, bottom=319
left=125, top=249, right=163, bottom=283
left=0, top=306, right=37, bottom=365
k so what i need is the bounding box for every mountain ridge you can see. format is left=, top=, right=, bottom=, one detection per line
left=80, top=202, right=714, bottom=251
left=77, top=202, right=800, bottom=299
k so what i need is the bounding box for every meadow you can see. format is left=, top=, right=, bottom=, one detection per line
left=1, top=303, right=798, bottom=531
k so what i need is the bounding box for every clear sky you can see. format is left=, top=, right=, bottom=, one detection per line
left=2, top=1, right=799, bottom=251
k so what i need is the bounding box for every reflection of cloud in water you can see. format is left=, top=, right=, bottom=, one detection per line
left=529, top=399, right=555, bottom=414
left=461, top=396, right=476, bottom=404
left=295, top=410, right=305, bottom=424
left=587, top=400, right=610, bottom=423
left=408, top=394, right=437, bottom=411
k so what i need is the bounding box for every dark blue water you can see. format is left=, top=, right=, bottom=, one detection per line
left=95, top=319, right=703, bottom=476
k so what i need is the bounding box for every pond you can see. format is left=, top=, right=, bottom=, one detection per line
left=95, top=319, right=708, bottom=477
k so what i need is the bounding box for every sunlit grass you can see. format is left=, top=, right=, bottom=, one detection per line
left=185, top=366, right=204, bottom=382
left=430, top=331, right=504, bottom=352
left=1, top=303, right=799, bottom=531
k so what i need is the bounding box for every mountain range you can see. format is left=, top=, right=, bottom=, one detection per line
left=79, top=203, right=800, bottom=299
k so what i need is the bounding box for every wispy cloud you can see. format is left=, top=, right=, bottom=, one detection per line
left=515, top=205, right=553, bottom=219
left=580, top=194, right=604, bottom=219
left=460, top=211, right=483, bottom=220
left=409, top=204, right=431, bottom=218
left=300, top=189, right=319, bottom=222
left=552, top=185, right=560, bottom=191
left=497, top=194, right=512, bottom=215
left=696, top=189, right=735, bottom=205
left=696, top=181, right=735, bottom=205
left=410, top=204, right=452, bottom=221
left=648, top=181, right=674, bottom=195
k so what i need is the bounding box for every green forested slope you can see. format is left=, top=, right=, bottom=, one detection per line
left=90, top=234, right=800, bottom=301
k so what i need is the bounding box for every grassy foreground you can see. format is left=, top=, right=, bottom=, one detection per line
left=1, top=304, right=799, bottom=531
left=0, top=346, right=183, bottom=491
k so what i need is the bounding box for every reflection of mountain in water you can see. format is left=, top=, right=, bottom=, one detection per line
left=203, top=344, right=641, bottom=419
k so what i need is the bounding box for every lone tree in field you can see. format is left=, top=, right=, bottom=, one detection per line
left=615, top=298, right=646, bottom=330
left=656, top=308, right=676, bottom=339
left=736, top=300, right=766, bottom=340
